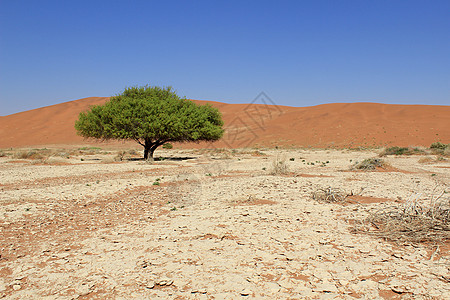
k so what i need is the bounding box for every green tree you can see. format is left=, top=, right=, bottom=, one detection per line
left=75, top=85, right=224, bottom=159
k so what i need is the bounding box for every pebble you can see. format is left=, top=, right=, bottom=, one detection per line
left=240, top=289, right=251, bottom=296
left=315, top=281, right=338, bottom=293
left=146, top=281, right=155, bottom=289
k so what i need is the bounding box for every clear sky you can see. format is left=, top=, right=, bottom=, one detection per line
left=0, top=0, right=449, bottom=116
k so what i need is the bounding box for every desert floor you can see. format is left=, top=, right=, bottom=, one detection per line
left=0, top=148, right=449, bottom=299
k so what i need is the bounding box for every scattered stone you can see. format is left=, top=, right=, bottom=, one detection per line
left=12, top=284, right=21, bottom=291
left=191, top=288, right=207, bottom=294
left=240, top=289, right=251, bottom=296
left=157, top=278, right=173, bottom=286
left=146, top=281, right=155, bottom=289
left=265, top=282, right=281, bottom=293
left=315, top=281, right=338, bottom=293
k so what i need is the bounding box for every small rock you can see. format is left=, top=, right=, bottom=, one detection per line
left=265, top=282, right=280, bottom=292
left=315, top=282, right=338, bottom=293
left=157, top=277, right=173, bottom=286
left=146, top=281, right=155, bottom=289
left=191, top=288, right=207, bottom=294
left=391, top=286, right=408, bottom=294
left=12, top=284, right=21, bottom=291
left=240, top=289, right=251, bottom=296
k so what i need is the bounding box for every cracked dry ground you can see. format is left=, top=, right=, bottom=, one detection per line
left=0, top=149, right=449, bottom=299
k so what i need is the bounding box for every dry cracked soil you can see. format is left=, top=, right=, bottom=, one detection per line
left=0, top=148, right=449, bottom=299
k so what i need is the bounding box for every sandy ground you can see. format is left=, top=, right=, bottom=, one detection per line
left=0, top=148, right=449, bottom=299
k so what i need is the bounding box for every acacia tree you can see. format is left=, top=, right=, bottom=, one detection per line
left=75, top=85, right=224, bottom=159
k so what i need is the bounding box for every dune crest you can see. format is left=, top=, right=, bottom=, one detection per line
left=0, top=97, right=448, bottom=149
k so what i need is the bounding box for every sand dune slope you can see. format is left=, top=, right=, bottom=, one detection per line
left=0, top=97, right=448, bottom=149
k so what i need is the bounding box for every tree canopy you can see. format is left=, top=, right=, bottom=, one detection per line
left=75, top=85, right=224, bottom=159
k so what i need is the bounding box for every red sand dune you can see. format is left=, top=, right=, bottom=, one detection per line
left=0, top=97, right=449, bottom=149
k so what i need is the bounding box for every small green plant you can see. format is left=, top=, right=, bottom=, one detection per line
left=162, top=143, right=173, bottom=149
left=380, top=146, right=425, bottom=156
left=206, top=173, right=212, bottom=176
left=262, top=167, right=266, bottom=171
left=170, top=207, right=177, bottom=211
left=152, top=181, right=160, bottom=186
left=79, top=146, right=101, bottom=151
left=430, top=142, right=449, bottom=156
left=289, top=158, right=295, bottom=161
left=430, top=142, right=448, bottom=150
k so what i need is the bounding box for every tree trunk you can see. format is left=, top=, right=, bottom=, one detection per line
left=143, top=139, right=159, bottom=160
left=144, top=139, right=153, bottom=160
left=144, top=146, right=150, bottom=160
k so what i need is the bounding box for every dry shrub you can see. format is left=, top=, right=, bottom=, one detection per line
left=13, top=150, right=45, bottom=160
left=0, top=150, right=7, bottom=157
left=352, top=158, right=385, bottom=170
left=312, top=187, right=348, bottom=203
left=114, top=150, right=127, bottom=161
left=418, top=157, right=435, bottom=164
left=355, top=187, right=450, bottom=243
left=270, top=155, right=289, bottom=175
left=128, top=149, right=139, bottom=156
left=419, top=156, right=448, bottom=164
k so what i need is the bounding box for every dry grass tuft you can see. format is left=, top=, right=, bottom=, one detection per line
left=354, top=187, right=450, bottom=243
left=312, top=187, right=348, bottom=203
left=270, top=155, right=289, bottom=175
left=352, top=158, right=385, bottom=170
left=114, top=150, right=127, bottom=161
left=13, top=150, right=46, bottom=160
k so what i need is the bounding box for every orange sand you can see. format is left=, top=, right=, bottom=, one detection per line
left=0, top=97, right=448, bottom=149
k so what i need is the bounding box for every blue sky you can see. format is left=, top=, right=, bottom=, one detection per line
left=0, top=0, right=449, bottom=116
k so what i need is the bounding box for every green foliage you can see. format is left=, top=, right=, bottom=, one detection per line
left=75, top=85, right=224, bottom=159
left=381, top=146, right=411, bottom=156
left=430, top=142, right=448, bottom=150
left=162, top=143, right=173, bottom=149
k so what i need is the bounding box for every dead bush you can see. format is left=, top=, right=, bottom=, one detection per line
left=352, top=158, right=385, bottom=170
left=13, top=150, right=45, bottom=160
left=354, top=187, right=450, bottom=243
left=114, top=150, right=127, bottom=161
left=270, top=155, right=289, bottom=175
left=312, top=187, right=348, bottom=203
left=128, top=149, right=139, bottom=156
